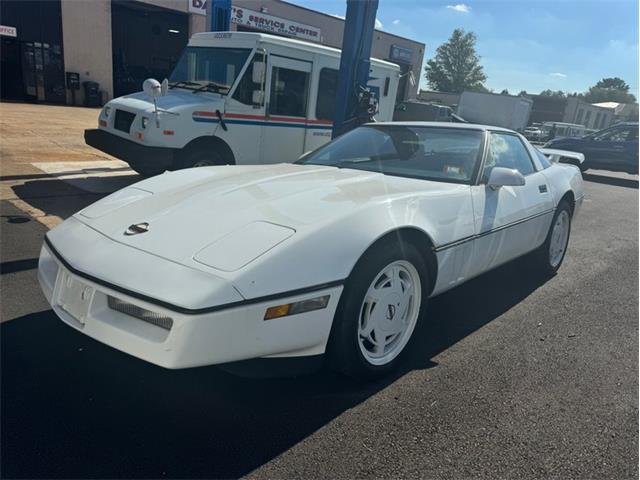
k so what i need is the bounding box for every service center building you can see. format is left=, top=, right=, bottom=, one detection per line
left=0, top=0, right=424, bottom=106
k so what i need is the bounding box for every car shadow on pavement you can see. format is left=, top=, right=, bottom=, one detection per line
left=582, top=172, right=639, bottom=189
left=10, top=174, right=141, bottom=221
left=1, top=256, right=550, bottom=479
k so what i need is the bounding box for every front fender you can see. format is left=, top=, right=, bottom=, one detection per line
left=230, top=190, right=474, bottom=300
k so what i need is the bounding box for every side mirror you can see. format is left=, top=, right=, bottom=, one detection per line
left=252, top=61, right=265, bottom=84
left=142, top=78, right=163, bottom=98
left=487, top=167, right=525, bottom=190
left=252, top=90, right=264, bottom=106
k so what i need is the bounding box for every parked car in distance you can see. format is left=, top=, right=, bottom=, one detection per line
left=544, top=122, right=639, bottom=174
left=39, top=122, right=584, bottom=380
left=523, top=125, right=544, bottom=142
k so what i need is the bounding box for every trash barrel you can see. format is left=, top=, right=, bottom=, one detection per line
left=82, top=81, right=101, bottom=107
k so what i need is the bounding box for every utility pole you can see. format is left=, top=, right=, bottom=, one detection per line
left=332, top=0, right=379, bottom=138
left=206, top=0, right=231, bottom=32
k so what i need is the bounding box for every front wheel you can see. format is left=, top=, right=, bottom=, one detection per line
left=327, top=239, right=429, bottom=380
left=178, top=149, right=226, bottom=169
left=533, top=200, right=572, bottom=276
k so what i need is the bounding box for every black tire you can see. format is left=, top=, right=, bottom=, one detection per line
left=129, top=162, right=167, bottom=177
left=532, top=200, right=573, bottom=276
left=326, top=238, right=430, bottom=380
left=178, top=148, right=226, bottom=170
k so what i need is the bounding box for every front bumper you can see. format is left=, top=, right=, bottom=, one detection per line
left=38, top=242, right=342, bottom=369
left=84, top=128, right=176, bottom=172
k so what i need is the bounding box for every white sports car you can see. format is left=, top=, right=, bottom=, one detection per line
left=38, top=122, right=584, bottom=379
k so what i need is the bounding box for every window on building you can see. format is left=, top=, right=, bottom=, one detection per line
left=594, top=113, right=601, bottom=130
left=583, top=110, right=592, bottom=127
left=315, top=68, right=338, bottom=121
left=482, top=132, right=535, bottom=182
left=269, top=66, right=309, bottom=117
left=599, top=115, right=607, bottom=129
left=576, top=108, right=584, bottom=124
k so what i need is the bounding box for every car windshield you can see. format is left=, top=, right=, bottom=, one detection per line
left=300, top=125, right=485, bottom=184
left=169, top=47, right=251, bottom=94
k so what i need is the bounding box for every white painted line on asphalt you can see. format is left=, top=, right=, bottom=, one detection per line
left=31, top=161, right=138, bottom=193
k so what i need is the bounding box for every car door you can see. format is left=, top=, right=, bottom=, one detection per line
left=261, top=55, right=311, bottom=163
left=469, top=132, right=555, bottom=276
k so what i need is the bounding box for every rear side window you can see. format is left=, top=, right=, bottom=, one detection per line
left=315, top=68, right=338, bottom=121
left=269, top=67, right=309, bottom=117
left=534, top=149, right=552, bottom=169
left=483, top=132, right=535, bottom=181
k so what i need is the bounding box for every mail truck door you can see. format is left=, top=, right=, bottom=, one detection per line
left=261, top=55, right=312, bottom=163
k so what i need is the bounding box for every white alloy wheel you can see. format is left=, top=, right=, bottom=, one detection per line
left=357, top=260, right=422, bottom=366
left=549, top=210, right=570, bottom=268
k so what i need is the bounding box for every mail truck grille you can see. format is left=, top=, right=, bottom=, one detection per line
left=107, top=296, right=173, bottom=330
left=114, top=109, right=136, bottom=134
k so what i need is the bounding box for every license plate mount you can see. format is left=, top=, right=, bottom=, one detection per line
left=56, top=270, right=94, bottom=325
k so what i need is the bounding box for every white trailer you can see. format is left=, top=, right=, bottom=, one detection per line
left=85, top=31, right=400, bottom=176
left=456, top=91, right=533, bottom=130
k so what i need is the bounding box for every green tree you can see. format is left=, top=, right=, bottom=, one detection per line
left=583, top=77, right=636, bottom=103
left=424, top=29, right=487, bottom=93
left=595, top=77, right=630, bottom=91
left=500, top=89, right=510, bottom=95
left=539, top=89, right=566, bottom=98
left=518, top=90, right=529, bottom=97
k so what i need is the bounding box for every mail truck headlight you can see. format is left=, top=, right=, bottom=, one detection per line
left=103, top=106, right=111, bottom=117
left=264, top=295, right=330, bottom=320
left=141, top=116, right=149, bottom=129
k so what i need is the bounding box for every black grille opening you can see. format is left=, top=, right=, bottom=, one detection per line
left=114, top=109, right=136, bottom=134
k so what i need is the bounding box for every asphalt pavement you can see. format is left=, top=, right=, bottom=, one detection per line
left=0, top=103, right=637, bottom=479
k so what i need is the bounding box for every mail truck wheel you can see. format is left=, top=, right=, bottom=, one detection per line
left=534, top=200, right=572, bottom=276
left=327, top=239, right=429, bottom=380
left=129, top=163, right=166, bottom=177
left=179, top=149, right=225, bottom=169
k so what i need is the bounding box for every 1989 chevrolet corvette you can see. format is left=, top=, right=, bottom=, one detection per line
left=39, top=122, right=584, bottom=379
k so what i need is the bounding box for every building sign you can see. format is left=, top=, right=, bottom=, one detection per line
left=188, top=0, right=207, bottom=16
left=389, top=44, right=413, bottom=64
left=0, top=25, right=17, bottom=37
left=231, top=7, right=321, bottom=43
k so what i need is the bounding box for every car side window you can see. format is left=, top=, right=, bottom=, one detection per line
left=593, top=127, right=629, bottom=142
left=606, top=128, right=630, bottom=142
left=269, top=67, right=309, bottom=117
left=482, top=133, right=535, bottom=182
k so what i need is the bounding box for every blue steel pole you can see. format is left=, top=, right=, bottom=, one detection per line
left=332, top=0, right=379, bottom=139
left=210, top=0, right=232, bottom=31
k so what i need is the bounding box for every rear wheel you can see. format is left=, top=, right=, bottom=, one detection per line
left=327, top=239, right=429, bottom=380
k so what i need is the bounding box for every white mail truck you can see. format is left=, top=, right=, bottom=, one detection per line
left=85, top=31, right=401, bottom=175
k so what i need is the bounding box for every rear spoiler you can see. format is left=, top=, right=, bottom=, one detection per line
left=537, top=148, right=584, bottom=165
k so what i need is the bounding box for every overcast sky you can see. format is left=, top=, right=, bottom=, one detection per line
left=290, top=0, right=639, bottom=97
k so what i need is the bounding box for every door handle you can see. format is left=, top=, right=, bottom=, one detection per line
left=538, top=184, right=548, bottom=193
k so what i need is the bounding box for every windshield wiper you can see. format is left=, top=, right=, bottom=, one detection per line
left=192, top=81, right=231, bottom=94
left=168, top=80, right=200, bottom=90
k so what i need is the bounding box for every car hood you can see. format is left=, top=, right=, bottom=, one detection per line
left=75, top=164, right=459, bottom=272
left=108, top=90, right=224, bottom=115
